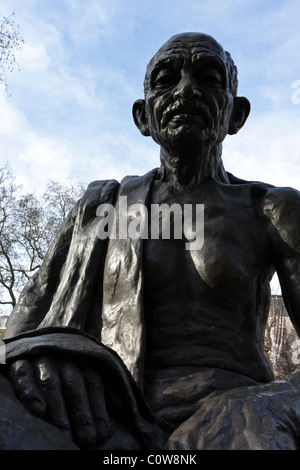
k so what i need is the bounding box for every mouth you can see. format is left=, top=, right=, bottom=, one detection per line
left=169, top=113, right=206, bottom=125
left=161, top=101, right=210, bottom=128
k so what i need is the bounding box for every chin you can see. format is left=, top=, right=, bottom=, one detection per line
left=164, top=126, right=214, bottom=152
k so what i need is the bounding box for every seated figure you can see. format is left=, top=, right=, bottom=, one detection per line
left=2, top=32, right=300, bottom=450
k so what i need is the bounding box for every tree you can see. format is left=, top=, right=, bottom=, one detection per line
left=0, top=163, right=85, bottom=315
left=265, top=295, right=300, bottom=379
left=0, top=163, right=20, bottom=309
left=43, top=176, right=86, bottom=240
left=0, top=11, right=24, bottom=93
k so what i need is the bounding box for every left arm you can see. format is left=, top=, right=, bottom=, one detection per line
left=263, top=186, right=300, bottom=336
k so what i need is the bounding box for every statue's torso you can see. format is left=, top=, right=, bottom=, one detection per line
left=143, top=178, right=274, bottom=392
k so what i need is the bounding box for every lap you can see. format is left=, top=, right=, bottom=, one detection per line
left=144, top=366, right=259, bottom=443
left=165, top=376, right=300, bottom=450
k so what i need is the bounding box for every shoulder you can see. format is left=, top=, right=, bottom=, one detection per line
left=78, top=178, right=120, bottom=209
left=263, top=185, right=300, bottom=253
left=263, top=185, right=300, bottom=212
left=65, top=179, right=120, bottom=227
left=80, top=168, right=158, bottom=205
left=227, top=172, right=300, bottom=249
left=226, top=171, right=275, bottom=205
left=227, top=171, right=300, bottom=210
left=83, top=179, right=120, bottom=203
left=74, top=169, right=158, bottom=222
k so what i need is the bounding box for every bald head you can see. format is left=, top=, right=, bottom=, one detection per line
left=144, top=32, right=238, bottom=98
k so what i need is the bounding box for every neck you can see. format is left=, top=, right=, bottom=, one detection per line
left=158, top=144, right=229, bottom=187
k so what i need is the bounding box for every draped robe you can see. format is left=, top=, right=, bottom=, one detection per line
left=3, top=168, right=162, bottom=450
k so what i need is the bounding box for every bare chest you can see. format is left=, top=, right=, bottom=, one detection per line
left=143, top=181, right=270, bottom=313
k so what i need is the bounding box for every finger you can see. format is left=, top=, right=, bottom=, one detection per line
left=58, top=360, right=97, bottom=449
left=8, top=359, right=46, bottom=417
left=34, top=356, right=72, bottom=440
left=83, top=367, right=110, bottom=442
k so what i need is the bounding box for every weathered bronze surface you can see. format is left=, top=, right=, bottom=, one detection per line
left=2, top=32, right=300, bottom=450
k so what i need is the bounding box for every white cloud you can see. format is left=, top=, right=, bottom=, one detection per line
left=0, top=95, right=28, bottom=135
left=62, top=0, right=117, bottom=43
left=1, top=0, right=300, bottom=198
left=223, top=110, right=300, bottom=191
left=0, top=94, right=77, bottom=193
left=15, top=42, right=50, bottom=72
left=259, top=86, right=286, bottom=107
left=18, top=133, right=73, bottom=180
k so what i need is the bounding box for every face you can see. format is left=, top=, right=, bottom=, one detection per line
left=144, top=34, right=235, bottom=155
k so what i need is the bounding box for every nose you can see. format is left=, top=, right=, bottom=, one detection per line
left=173, top=72, right=201, bottom=101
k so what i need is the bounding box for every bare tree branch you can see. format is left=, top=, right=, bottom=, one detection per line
left=0, top=162, right=85, bottom=315
left=0, top=11, right=24, bottom=93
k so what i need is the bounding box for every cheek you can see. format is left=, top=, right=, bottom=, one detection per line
left=145, top=99, right=163, bottom=143
left=147, top=100, right=168, bottom=141
left=146, top=97, right=159, bottom=126
left=219, top=100, right=234, bottom=130
left=210, top=95, right=233, bottom=126
left=147, top=92, right=173, bottom=121
left=216, top=102, right=234, bottom=140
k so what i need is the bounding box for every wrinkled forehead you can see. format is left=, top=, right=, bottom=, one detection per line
left=150, top=33, right=227, bottom=69
left=144, top=32, right=238, bottom=96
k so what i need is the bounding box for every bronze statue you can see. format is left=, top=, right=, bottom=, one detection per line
left=2, top=32, right=300, bottom=450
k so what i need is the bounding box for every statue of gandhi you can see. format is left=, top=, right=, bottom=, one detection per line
left=2, top=32, right=300, bottom=451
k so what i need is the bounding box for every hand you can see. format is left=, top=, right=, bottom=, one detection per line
left=166, top=377, right=300, bottom=450
left=8, top=355, right=109, bottom=449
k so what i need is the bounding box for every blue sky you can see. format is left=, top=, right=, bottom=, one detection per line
left=1, top=0, right=300, bottom=294
left=1, top=0, right=300, bottom=196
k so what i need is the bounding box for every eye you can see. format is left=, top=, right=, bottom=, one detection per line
left=196, top=68, right=224, bottom=88
left=153, top=67, right=180, bottom=88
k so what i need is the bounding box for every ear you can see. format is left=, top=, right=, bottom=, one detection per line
left=228, top=97, right=251, bottom=135
left=132, top=99, right=150, bottom=136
